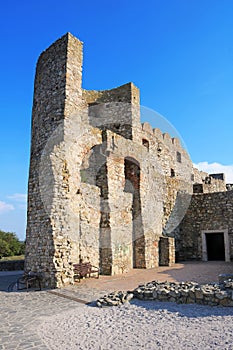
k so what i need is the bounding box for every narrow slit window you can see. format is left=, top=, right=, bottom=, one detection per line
left=177, top=151, right=182, bottom=163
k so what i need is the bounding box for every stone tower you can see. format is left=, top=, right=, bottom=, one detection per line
left=26, top=33, right=197, bottom=288
left=25, top=33, right=84, bottom=287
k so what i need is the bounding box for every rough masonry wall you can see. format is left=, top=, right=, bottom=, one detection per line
left=26, top=34, right=70, bottom=287
left=139, top=124, right=193, bottom=235
left=176, top=190, right=233, bottom=261
left=102, top=129, right=164, bottom=273
left=83, top=83, right=140, bottom=140
left=193, top=168, right=226, bottom=193
left=94, top=118, right=193, bottom=273
left=26, top=33, right=85, bottom=287
left=26, top=32, right=212, bottom=288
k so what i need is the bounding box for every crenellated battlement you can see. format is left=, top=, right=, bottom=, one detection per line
left=140, top=122, right=190, bottom=175
left=140, top=123, right=183, bottom=152
left=141, top=122, right=153, bottom=134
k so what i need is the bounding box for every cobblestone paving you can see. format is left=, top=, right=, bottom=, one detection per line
left=0, top=291, right=78, bottom=349
left=0, top=286, right=109, bottom=350
left=50, top=284, right=110, bottom=304
left=0, top=272, right=114, bottom=350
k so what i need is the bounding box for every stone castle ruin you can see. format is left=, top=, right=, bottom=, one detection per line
left=25, top=33, right=233, bottom=288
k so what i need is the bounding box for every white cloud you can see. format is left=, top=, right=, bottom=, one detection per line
left=7, top=193, right=27, bottom=202
left=0, top=201, right=14, bottom=214
left=194, top=162, right=233, bottom=183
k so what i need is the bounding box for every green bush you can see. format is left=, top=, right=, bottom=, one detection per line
left=0, top=230, right=25, bottom=259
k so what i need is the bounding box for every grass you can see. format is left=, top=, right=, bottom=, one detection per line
left=0, top=255, right=25, bottom=261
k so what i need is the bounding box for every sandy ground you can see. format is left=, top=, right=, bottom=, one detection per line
left=72, top=261, right=233, bottom=292
left=38, top=299, right=233, bottom=350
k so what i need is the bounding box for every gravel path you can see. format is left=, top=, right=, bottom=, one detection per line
left=0, top=291, right=83, bottom=350
left=38, top=300, right=233, bottom=350
left=1, top=263, right=233, bottom=350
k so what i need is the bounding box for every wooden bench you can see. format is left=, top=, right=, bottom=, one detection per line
left=73, top=262, right=99, bottom=282
left=17, top=271, right=42, bottom=292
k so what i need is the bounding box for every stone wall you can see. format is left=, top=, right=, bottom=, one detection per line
left=0, top=260, right=24, bottom=271
left=26, top=32, right=228, bottom=288
left=25, top=33, right=84, bottom=287
left=133, top=280, right=233, bottom=307
left=139, top=125, right=194, bottom=235
left=193, top=169, right=226, bottom=193
left=97, top=276, right=233, bottom=307
left=175, top=190, right=233, bottom=261
left=83, top=84, right=140, bottom=141
left=159, top=237, right=175, bottom=266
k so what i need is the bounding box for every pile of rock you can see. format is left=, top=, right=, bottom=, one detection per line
left=219, top=274, right=233, bottom=289
left=223, top=279, right=233, bottom=289
left=133, top=280, right=233, bottom=306
left=96, top=291, right=134, bottom=307
left=96, top=275, right=233, bottom=307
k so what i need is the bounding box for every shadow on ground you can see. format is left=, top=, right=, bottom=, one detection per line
left=0, top=271, right=23, bottom=292
left=130, top=298, right=233, bottom=318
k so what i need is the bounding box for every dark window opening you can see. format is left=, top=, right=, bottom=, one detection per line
left=142, top=139, right=149, bottom=150
left=177, top=151, right=182, bottom=163
left=157, top=142, right=162, bottom=155
left=171, top=169, right=175, bottom=177
left=88, top=101, right=98, bottom=106
left=114, top=123, right=120, bottom=130
left=210, top=173, right=225, bottom=181
left=193, top=184, right=203, bottom=193
left=204, top=176, right=211, bottom=184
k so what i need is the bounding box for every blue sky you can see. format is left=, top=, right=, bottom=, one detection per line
left=0, top=0, right=233, bottom=240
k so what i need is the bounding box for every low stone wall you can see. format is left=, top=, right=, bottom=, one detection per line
left=0, top=260, right=24, bottom=271
left=96, top=277, right=233, bottom=307
left=133, top=280, right=233, bottom=306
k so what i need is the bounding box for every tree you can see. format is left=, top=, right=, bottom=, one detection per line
left=0, top=230, right=25, bottom=259
left=0, top=238, right=11, bottom=258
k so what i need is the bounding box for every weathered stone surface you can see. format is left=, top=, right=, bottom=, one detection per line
left=26, top=33, right=195, bottom=288
left=96, top=291, right=134, bottom=307
left=95, top=279, right=233, bottom=307
left=132, top=280, right=233, bottom=307
left=175, top=190, right=233, bottom=261
left=25, top=33, right=230, bottom=289
left=0, top=260, right=24, bottom=271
